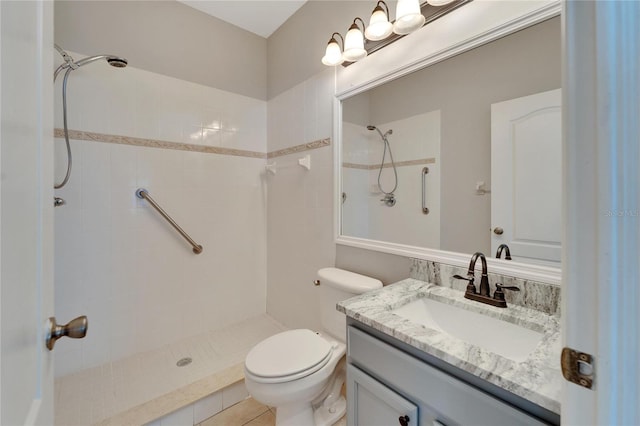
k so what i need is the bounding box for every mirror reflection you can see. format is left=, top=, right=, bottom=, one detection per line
left=341, top=17, right=561, bottom=266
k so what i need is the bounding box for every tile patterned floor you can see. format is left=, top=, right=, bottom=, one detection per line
left=198, top=398, right=272, bottom=426
left=198, top=398, right=347, bottom=426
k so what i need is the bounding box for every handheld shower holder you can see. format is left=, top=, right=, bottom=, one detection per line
left=381, top=193, right=396, bottom=207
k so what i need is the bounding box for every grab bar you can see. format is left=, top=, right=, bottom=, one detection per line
left=422, top=167, right=430, bottom=214
left=135, top=188, right=203, bottom=254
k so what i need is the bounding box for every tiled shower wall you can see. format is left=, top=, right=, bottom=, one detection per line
left=266, top=69, right=336, bottom=331
left=53, top=53, right=268, bottom=376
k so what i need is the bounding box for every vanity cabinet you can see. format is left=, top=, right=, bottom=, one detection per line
left=346, top=325, right=552, bottom=426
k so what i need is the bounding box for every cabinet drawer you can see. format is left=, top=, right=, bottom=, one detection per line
left=348, top=326, right=547, bottom=426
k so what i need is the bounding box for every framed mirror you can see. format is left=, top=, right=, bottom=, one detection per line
left=335, top=1, right=562, bottom=284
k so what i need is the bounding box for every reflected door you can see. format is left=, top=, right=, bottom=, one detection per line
left=491, top=89, right=561, bottom=265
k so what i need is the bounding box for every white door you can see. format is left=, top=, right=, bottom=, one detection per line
left=491, top=89, right=561, bottom=265
left=563, top=1, right=640, bottom=424
left=1, top=1, right=54, bottom=425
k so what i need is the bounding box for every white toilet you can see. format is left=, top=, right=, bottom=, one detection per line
left=244, top=268, right=382, bottom=426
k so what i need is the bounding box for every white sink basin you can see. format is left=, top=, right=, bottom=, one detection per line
left=391, top=297, right=544, bottom=362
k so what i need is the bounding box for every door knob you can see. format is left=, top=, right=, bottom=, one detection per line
left=493, top=227, right=504, bottom=235
left=45, top=315, right=88, bottom=350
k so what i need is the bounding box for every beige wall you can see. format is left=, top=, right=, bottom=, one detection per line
left=55, top=0, right=267, bottom=100
left=335, top=245, right=410, bottom=285
left=267, top=1, right=379, bottom=100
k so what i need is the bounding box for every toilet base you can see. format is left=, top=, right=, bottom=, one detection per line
left=275, top=403, right=315, bottom=426
left=313, top=396, right=346, bottom=426
left=273, top=397, right=346, bottom=426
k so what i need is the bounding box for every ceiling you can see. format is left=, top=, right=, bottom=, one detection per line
left=178, top=0, right=308, bottom=38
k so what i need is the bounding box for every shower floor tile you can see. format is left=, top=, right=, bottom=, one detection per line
left=55, top=314, right=286, bottom=426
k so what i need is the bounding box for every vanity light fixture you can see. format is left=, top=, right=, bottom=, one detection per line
left=321, top=0, right=470, bottom=67
left=321, top=32, right=345, bottom=66
left=365, top=1, right=393, bottom=41
left=394, top=0, right=426, bottom=35
left=343, top=18, right=368, bottom=62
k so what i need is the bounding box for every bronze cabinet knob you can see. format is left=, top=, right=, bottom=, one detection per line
left=399, top=415, right=410, bottom=426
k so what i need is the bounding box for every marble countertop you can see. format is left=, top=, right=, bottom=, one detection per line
left=337, top=278, right=561, bottom=414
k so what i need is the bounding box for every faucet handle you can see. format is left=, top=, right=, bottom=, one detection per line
left=453, top=274, right=472, bottom=281
left=453, top=274, right=476, bottom=294
left=493, top=284, right=520, bottom=301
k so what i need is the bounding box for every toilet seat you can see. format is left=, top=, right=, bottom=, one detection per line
left=245, top=329, right=333, bottom=384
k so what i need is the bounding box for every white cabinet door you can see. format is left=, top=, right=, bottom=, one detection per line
left=347, top=364, right=418, bottom=426
left=0, top=1, right=54, bottom=424
left=491, top=89, right=561, bottom=265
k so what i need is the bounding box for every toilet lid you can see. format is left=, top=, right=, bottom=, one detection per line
left=245, top=329, right=332, bottom=380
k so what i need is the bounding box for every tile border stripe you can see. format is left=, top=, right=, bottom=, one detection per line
left=54, top=128, right=266, bottom=159
left=54, top=128, right=332, bottom=159
left=342, top=158, right=436, bottom=169
left=266, top=138, right=331, bottom=159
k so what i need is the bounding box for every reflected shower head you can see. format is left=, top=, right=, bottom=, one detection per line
left=107, top=57, right=128, bottom=68
left=368, top=124, right=398, bottom=196
left=367, top=125, right=392, bottom=138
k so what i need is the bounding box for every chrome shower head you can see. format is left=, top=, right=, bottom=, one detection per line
left=74, top=54, right=128, bottom=69
left=107, top=57, right=128, bottom=68
left=54, top=45, right=129, bottom=82
left=55, top=53, right=128, bottom=82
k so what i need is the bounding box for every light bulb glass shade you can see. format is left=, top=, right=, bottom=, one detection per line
left=343, top=25, right=367, bottom=62
left=427, top=0, right=456, bottom=5
left=322, top=39, right=343, bottom=66
left=393, top=0, right=425, bottom=35
left=365, top=7, right=393, bottom=41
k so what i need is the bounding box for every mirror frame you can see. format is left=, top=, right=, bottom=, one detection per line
left=333, top=0, right=562, bottom=285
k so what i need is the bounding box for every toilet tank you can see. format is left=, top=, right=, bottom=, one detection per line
left=318, top=268, right=382, bottom=341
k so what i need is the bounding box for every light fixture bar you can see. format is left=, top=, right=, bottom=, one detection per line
left=346, top=0, right=472, bottom=66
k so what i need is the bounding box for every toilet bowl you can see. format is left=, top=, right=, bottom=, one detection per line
left=244, top=268, right=382, bottom=426
left=244, top=329, right=346, bottom=426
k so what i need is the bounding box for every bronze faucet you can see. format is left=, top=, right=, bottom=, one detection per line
left=453, top=252, right=519, bottom=308
left=496, top=244, right=512, bottom=260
